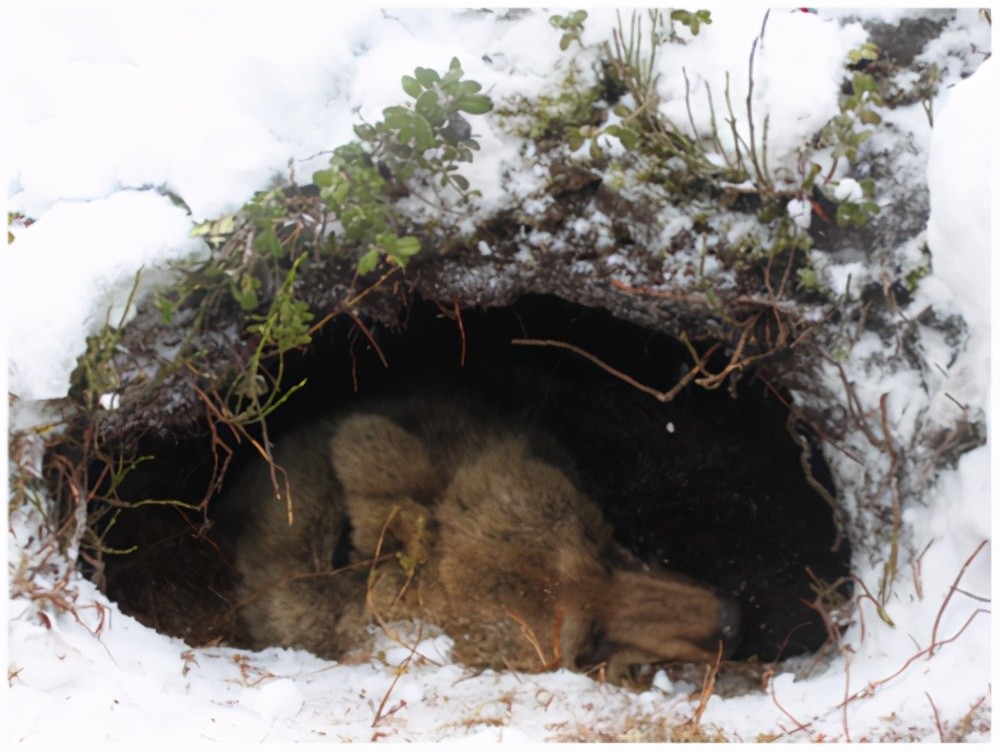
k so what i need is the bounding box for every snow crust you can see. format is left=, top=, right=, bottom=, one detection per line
left=4, top=4, right=994, bottom=743
left=6, top=191, right=205, bottom=400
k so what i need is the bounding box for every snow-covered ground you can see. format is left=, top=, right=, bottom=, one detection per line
left=4, top=4, right=994, bottom=743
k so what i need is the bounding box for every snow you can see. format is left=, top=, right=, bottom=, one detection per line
left=834, top=177, right=864, bottom=202
left=4, top=3, right=994, bottom=744
left=786, top=196, right=812, bottom=229
left=6, top=190, right=205, bottom=400
left=927, top=54, right=995, bottom=335
left=652, top=7, right=868, bottom=181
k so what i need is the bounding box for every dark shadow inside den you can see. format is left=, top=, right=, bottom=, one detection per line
left=89, top=293, right=851, bottom=667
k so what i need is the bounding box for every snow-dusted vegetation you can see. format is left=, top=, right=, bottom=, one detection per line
left=5, top=5, right=993, bottom=743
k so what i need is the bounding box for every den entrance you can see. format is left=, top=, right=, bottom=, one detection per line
left=95, top=293, right=850, bottom=668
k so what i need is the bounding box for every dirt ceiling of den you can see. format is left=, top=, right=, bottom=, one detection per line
left=69, top=287, right=851, bottom=668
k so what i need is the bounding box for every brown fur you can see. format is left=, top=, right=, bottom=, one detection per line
left=230, top=399, right=739, bottom=682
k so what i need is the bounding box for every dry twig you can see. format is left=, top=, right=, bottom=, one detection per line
left=691, top=641, right=724, bottom=726
left=511, top=337, right=720, bottom=403
left=928, top=538, right=988, bottom=656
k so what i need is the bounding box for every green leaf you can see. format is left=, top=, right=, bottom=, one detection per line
left=858, top=108, right=882, bottom=125
left=155, top=295, right=176, bottom=324
left=442, top=62, right=464, bottom=85
left=458, top=80, right=483, bottom=96
left=393, top=236, right=421, bottom=258
left=560, top=34, right=572, bottom=51
left=801, top=162, right=823, bottom=191
left=852, top=72, right=878, bottom=94
left=603, top=123, right=639, bottom=150
left=451, top=173, right=469, bottom=191
left=411, top=114, right=436, bottom=151
left=401, top=75, right=422, bottom=98
left=383, top=108, right=414, bottom=132
left=428, top=108, right=448, bottom=128
left=230, top=274, right=261, bottom=312
left=352, top=123, right=377, bottom=141
left=415, top=89, right=440, bottom=118
left=414, top=66, right=440, bottom=88
left=796, top=267, right=821, bottom=290
left=191, top=215, right=235, bottom=239
left=253, top=225, right=282, bottom=257
left=325, top=177, right=350, bottom=206
left=847, top=42, right=879, bottom=65
left=357, top=249, right=380, bottom=275
left=455, top=94, right=492, bottom=114
left=617, top=127, right=639, bottom=150
left=312, top=168, right=334, bottom=187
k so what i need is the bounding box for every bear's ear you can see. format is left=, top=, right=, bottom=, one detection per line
left=329, top=414, right=434, bottom=496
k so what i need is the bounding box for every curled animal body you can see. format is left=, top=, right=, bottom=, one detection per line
left=226, top=397, right=740, bottom=683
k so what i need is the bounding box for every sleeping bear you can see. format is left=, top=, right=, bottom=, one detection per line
left=226, top=396, right=740, bottom=683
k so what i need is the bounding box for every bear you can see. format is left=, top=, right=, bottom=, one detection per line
left=226, top=397, right=740, bottom=683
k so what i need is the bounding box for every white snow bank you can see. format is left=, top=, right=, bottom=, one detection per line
left=923, top=53, right=996, bottom=437
left=4, top=3, right=379, bottom=220
left=927, top=54, right=995, bottom=336
left=6, top=191, right=206, bottom=400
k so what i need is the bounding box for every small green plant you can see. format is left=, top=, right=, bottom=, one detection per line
left=346, top=56, right=492, bottom=198
left=190, top=214, right=237, bottom=251
left=803, top=70, right=885, bottom=228
left=496, top=64, right=604, bottom=153
left=669, top=9, right=712, bottom=37
left=312, top=142, right=406, bottom=267
left=172, top=56, right=494, bottom=336
left=73, top=269, right=144, bottom=411
left=796, top=266, right=823, bottom=292
left=595, top=9, right=728, bottom=181
left=818, top=72, right=884, bottom=176
left=842, top=72, right=884, bottom=126
left=900, top=243, right=934, bottom=294
left=918, top=62, right=940, bottom=126
left=846, top=41, right=880, bottom=66
left=549, top=10, right=589, bottom=50
left=313, top=57, right=493, bottom=273
left=905, top=262, right=931, bottom=292
left=227, top=255, right=312, bottom=425
left=833, top=178, right=879, bottom=228
left=356, top=235, right=421, bottom=275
